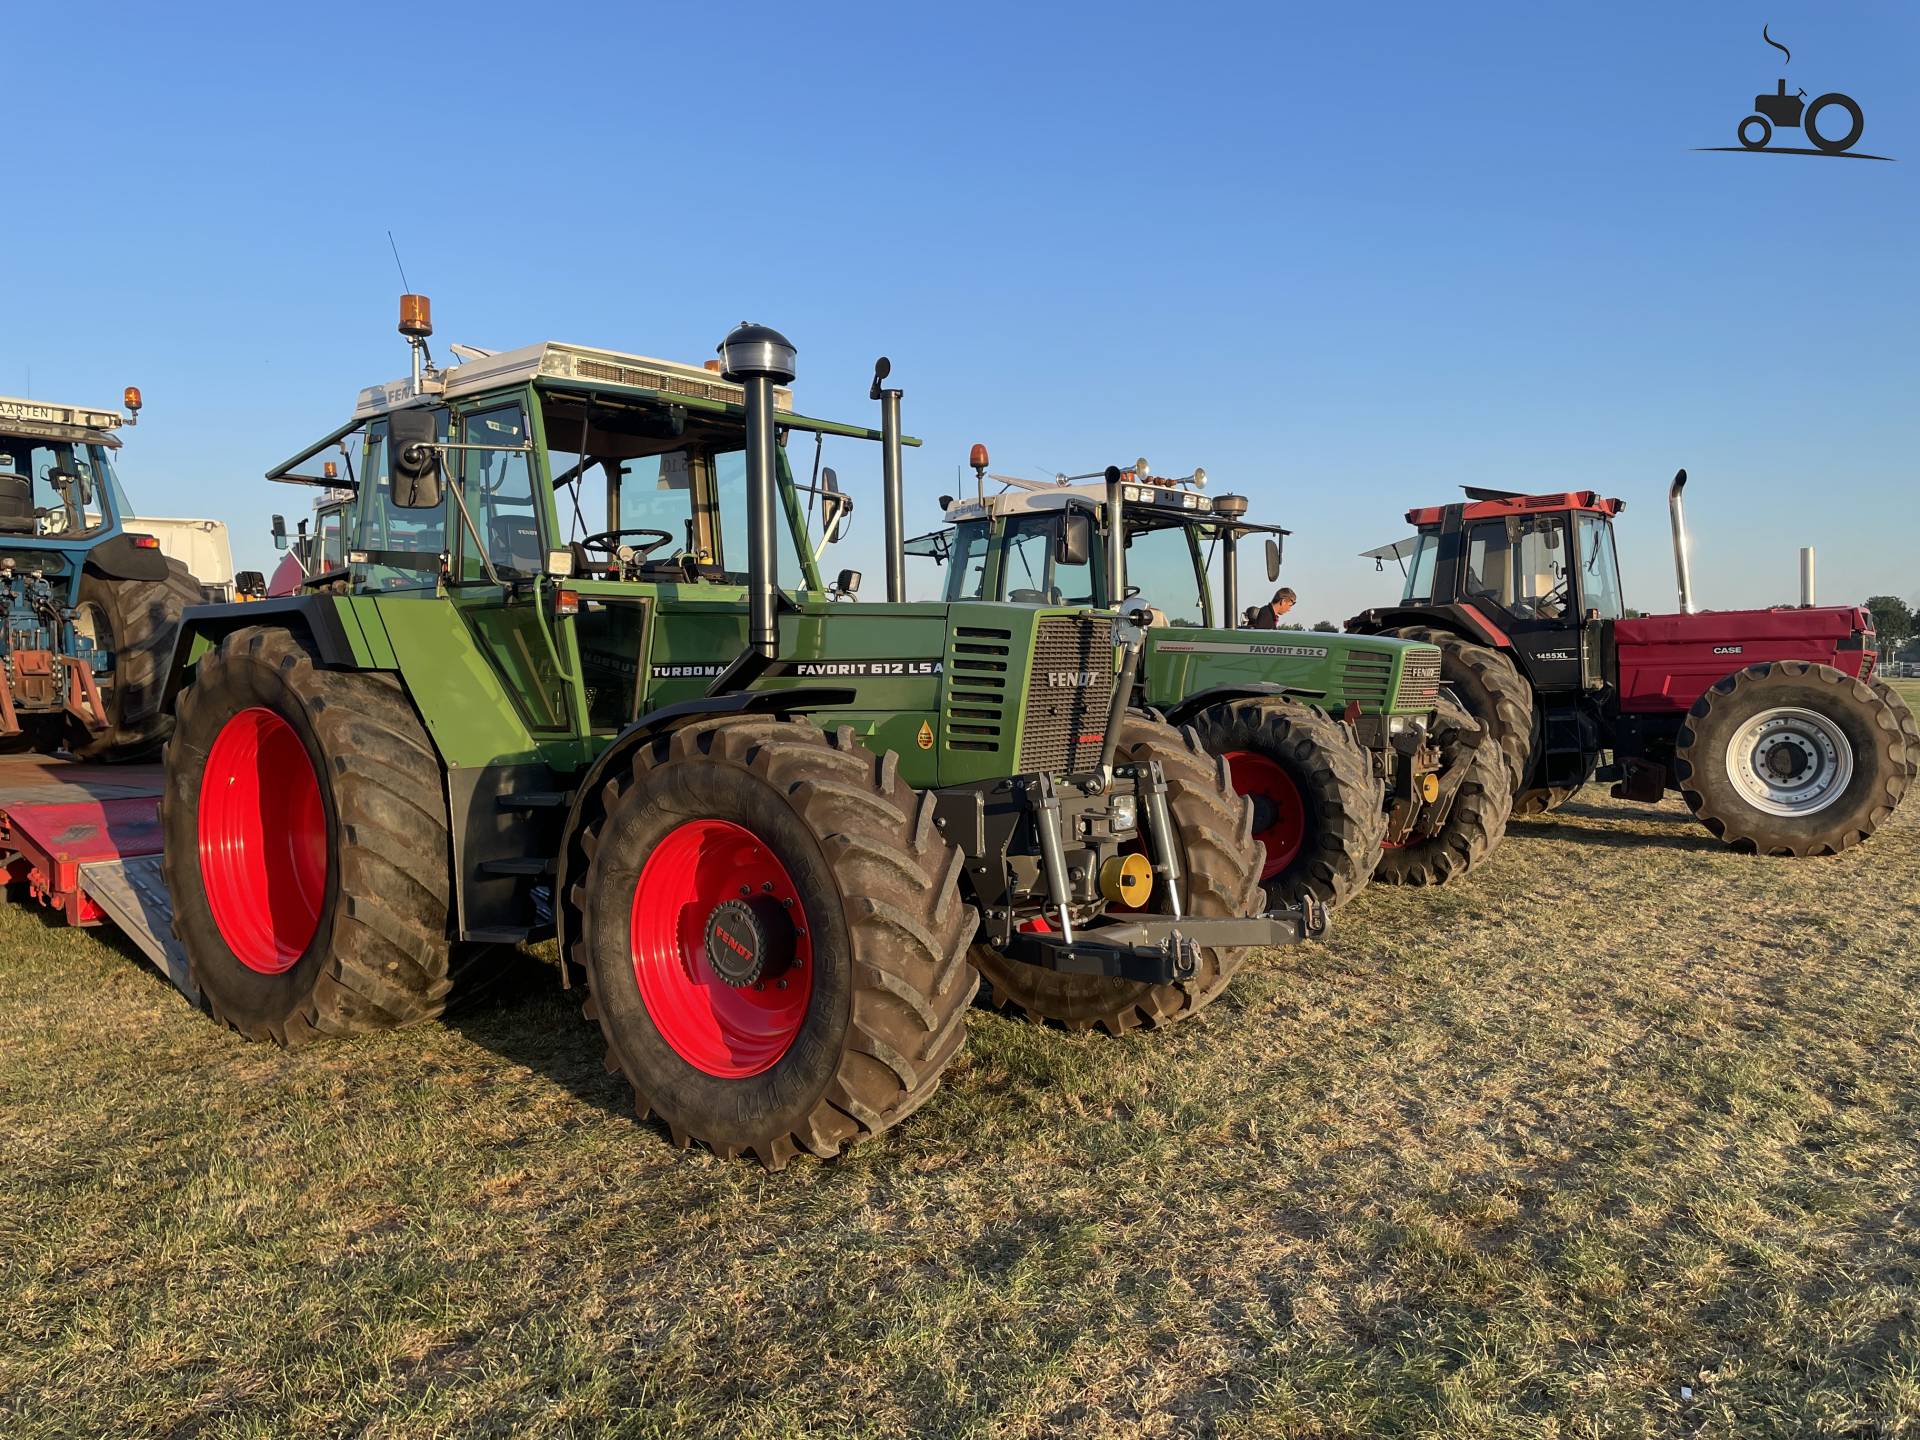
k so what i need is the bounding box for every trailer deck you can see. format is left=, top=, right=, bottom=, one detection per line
left=0, top=753, right=195, bottom=1002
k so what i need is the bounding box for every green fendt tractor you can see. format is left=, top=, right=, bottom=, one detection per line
left=907, top=458, right=1512, bottom=906
left=159, top=305, right=1318, bottom=1168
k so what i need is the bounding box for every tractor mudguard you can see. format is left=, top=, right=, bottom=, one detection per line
left=159, top=596, right=364, bottom=708
left=551, top=686, right=858, bottom=961
left=1161, top=682, right=1315, bottom=729
left=83, top=532, right=171, bottom=583
left=1349, top=603, right=1511, bottom=652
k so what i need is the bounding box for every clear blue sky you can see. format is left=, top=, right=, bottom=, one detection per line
left=7, top=1, right=1915, bottom=623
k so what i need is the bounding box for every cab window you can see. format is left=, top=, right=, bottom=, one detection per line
left=992, top=514, right=1093, bottom=607
left=457, top=405, right=540, bottom=581
left=1574, top=512, right=1624, bottom=619
left=0, top=438, right=112, bottom=537
left=715, top=449, right=814, bottom=591
left=943, top=521, right=993, bottom=601
left=1464, top=514, right=1570, bottom=620
left=317, top=508, right=346, bottom=571
left=1123, top=523, right=1207, bottom=626
left=1402, top=533, right=1439, bottom=604
left=354, top=415, right=448, bottom=591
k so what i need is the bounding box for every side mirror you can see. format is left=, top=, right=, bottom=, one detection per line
left=389, top=409, right=443, bottom=510
left=271, top=514, right=288, bottom=550
left=822, top=467, right=853, bottom=542
left=1265, top=537, right=1281, bottom=582
left=1057, top=511, right=1093, bottom=567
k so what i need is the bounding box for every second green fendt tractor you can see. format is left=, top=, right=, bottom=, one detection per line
left=908, top=458, right=1513, bottom=906
left=159, top=304, right=1318, bottom=1168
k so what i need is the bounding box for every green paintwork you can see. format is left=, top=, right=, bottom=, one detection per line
left=942, top=511, right=1435, bottom=717
left=172, top=362, right=1122, bottom=940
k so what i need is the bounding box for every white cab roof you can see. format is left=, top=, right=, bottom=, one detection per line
left=353, top=342, right=795, bottom=419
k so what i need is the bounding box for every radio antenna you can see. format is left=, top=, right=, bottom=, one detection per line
left=386, top=230, right=413, bottom=293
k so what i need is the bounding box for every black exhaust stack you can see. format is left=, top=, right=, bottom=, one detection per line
left=871, top=358, right=906, bottom=602
left=711, top=322, right=797, bottom=693
left=1104, top=465, right=1127, bottom=604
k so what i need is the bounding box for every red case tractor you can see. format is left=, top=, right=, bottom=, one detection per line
left=1349, top=473, right=1914, bottom=855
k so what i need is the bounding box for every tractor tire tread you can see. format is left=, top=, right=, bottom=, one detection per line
left=572, top=717, right=977, bottom=1169
left=162, top=626, right=457, bottom=1045
left=1189, top=697, right=1386, bottom=911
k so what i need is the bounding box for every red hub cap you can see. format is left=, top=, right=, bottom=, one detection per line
left=198, top=707, right=329, bottom=974
left=629, top=819, right=815, bottom=1079
left=1224, top=749, right=1308, bottom=879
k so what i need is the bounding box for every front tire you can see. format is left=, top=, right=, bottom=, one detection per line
left=1374, top=694, right=1513, bottom=887
left=68, top=559, right=203, bottom=761
left=1674, top=661, right=1909, bottom=855
left=971, top=715, right=1265, bottom=1035
left=572, top=718, right=977, bottom=1169
left=1186, top=698, right=1385, bottom=911
left=161, top=626, right=458, bottom=1044
left=1383, top=626, right=1535, bottom=795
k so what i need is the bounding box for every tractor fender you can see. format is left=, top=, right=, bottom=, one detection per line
left=83, top=532, right=171, bottom=583
left=1348, top=603, right=1511, bottom=652
left=553, top=686, right=858, bottom=961
left=159, top=595, right=364, bottom=708
left=1161, top=682, right=1319, bottom=729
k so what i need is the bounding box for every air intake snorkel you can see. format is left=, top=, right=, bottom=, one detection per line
left=709, top=322, right=797, bottom=694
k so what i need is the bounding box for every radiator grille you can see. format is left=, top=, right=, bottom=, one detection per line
left=945, top=626, right=1013, bottom=752
left=1341, top=650, right=1395, bottom=711
left=1018, top=617, right=1116, bottom=775
left=1395, top=647, right=1444, bottom=710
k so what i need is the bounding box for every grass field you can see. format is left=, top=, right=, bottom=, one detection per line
left=3, top=714, right=1918, bottom=1437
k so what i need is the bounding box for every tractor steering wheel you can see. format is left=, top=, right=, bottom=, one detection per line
left=575, top=528, right=675, bottom=559
left=568, top=526, right=675, bottom=579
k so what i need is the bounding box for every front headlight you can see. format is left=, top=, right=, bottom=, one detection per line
left=1110, top=795, right=1138, bottom=833
left=1388, top=715, right=1409, bottom=735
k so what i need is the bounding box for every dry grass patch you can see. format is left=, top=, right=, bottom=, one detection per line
left=1, top=788, right=1916, bottom=1438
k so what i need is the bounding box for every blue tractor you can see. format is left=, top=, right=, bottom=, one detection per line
left=0, top=390, right=201, bottom=759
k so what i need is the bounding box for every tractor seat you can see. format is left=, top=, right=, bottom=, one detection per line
left=0, top=472, right=34, bottom=534
left=486, top=514, right=543, bottom=575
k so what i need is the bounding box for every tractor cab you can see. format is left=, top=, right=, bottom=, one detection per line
left=913, top=462, right=1288, bottom=627
left=1366, top=489, right=1628, bottom=699
left=0, top=390, right=200, bottom=759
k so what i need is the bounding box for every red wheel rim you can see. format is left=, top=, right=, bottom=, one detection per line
left=629, top=819, right=815, bottom=1079
left=1224, top=749, right=1307, bottom=880
left=198, top=707, right=329, bottom=974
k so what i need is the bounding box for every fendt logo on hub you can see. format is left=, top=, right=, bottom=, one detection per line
left=1697, top=25, right=1892, bottom=161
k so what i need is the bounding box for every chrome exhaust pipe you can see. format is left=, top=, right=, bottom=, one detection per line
left=872, top=358, right=906, bottom=602
left=1668, top=468, right=1694, bottom=615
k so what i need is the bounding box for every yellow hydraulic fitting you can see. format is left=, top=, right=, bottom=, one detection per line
left=1099, top=852, right=1154, bottom=907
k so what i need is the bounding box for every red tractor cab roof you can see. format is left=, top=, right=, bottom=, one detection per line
left=1405, top=491, right=1625, bottom=529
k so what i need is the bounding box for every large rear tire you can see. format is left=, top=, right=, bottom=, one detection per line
left=572, top=718, right=977, bottom=1169
left=970, top=715, right=1265, bottom=1035
left=68, top=560, right=203, bottom=761
left=1383, top=626, right=1534, bottom=795
left=161, top=626, right=458, bottom=1044
left=1186, top=698, right=1385, bottom=911
left=1374, top=694, right=1513, bottom=887
left=1867, top=677, right=1918, bottom=783
left=1674, top=661, right=1909, bottom=856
